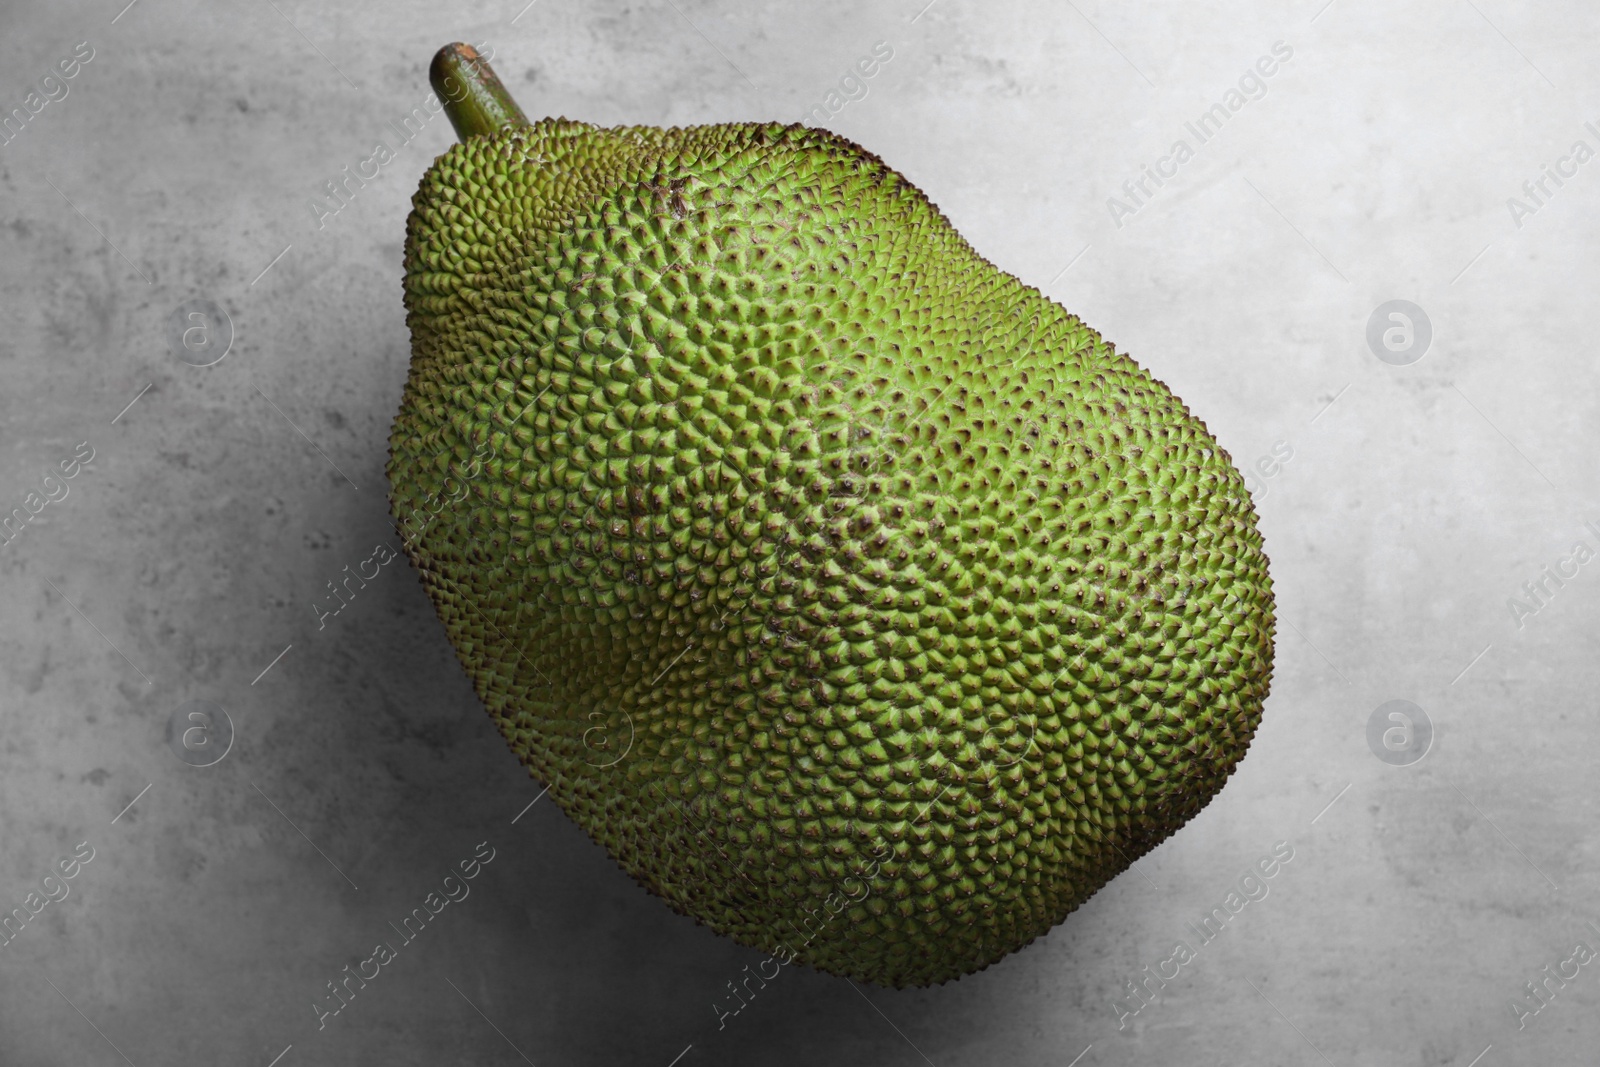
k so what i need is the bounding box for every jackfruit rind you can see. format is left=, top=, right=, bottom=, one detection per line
left=389, top=111, right=1274, bottom=987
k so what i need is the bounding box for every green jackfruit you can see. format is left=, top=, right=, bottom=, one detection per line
left=388, top=44, right=1274, bottom=987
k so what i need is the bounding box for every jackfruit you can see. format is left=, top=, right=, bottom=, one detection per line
left=387, top=44, right=1275, bottom=987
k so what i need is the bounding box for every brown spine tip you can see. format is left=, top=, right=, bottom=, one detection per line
left=430, top=42, right=530, bottom=141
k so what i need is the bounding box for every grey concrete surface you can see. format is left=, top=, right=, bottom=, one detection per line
left=2, top=0, right=1598, bottom=1064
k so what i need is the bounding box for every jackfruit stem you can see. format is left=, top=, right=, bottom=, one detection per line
left=431, top=43, right=529, bottom=141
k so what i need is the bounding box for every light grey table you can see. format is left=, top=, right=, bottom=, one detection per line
left=2, top=1, right=1596, bottom=1064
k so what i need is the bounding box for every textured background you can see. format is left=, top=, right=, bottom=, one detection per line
left=2, top=1, right=1597, bottom=1065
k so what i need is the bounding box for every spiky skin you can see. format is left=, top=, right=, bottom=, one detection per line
left=388, top=118, right=1274, bottom=988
